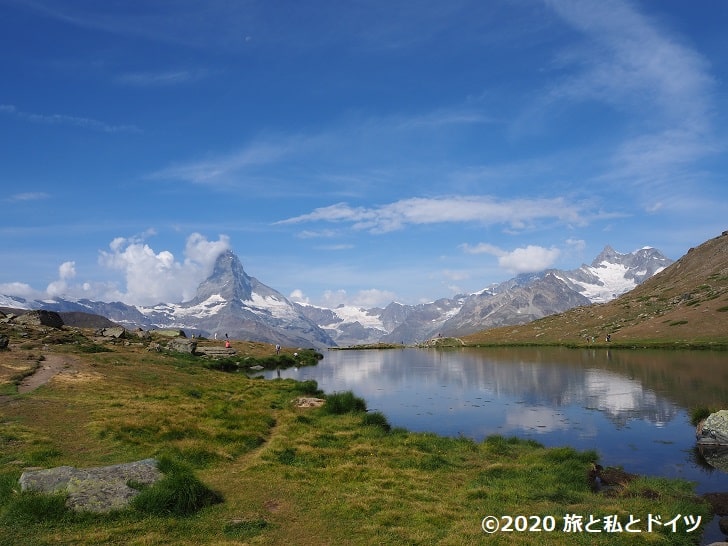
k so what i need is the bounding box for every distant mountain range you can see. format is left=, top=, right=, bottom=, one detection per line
left=463, top=230, right=728, bottom=346
left=295, top=245, right=672, bottom=345
left=0, top=245, right=672, bottom=348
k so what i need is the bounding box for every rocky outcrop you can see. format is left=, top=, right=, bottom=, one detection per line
left=14, top=310, right=64, bottom=329
left=19, top=459, right=162, bottom=513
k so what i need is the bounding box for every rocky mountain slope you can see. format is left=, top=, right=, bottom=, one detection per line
left=463, top=231, right=728, bottom=347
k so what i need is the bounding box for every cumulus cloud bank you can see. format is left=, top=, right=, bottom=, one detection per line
left=98, top=233, right=231, bottom=305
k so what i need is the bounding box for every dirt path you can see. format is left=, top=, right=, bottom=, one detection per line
left=17, top=353, right=80, bottom=394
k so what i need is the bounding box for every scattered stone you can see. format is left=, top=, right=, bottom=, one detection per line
left=704, top=492, right=728, bottom=516
left=95, top=326, right=126, bottom=339
left=14, top=310, right=64, bottom=329
left=720, top=516, right=728, bottom=536
left=168, top=338, right=197, bottom=354
left=147, top=342, right=162, bottom=352
left=19, top=459, right=162, bottom=513
left=195, top=346, right=236, bottom=356
left=295, top=397, right=325, bottom=408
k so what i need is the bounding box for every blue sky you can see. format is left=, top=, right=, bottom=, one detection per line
left=1, top=0, right=726, bottom=308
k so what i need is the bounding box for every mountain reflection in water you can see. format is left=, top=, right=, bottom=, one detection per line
left=262, top=347, right=728, bottom=494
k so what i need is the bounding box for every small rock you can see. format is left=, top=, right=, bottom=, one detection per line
left=719, top=516, right=728, bottom=536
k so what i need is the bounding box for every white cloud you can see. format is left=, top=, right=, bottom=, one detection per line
left=0, top=103, right=141, bottom=134
left=46, top=261, right=76, bottom=297
left=0, top=282, right=39, bottom=299
left=148, top=140, right=295, bottom=186
left=460, top=242, right=504, bottom=256
left=541, top=0, right=718, bottom=200
left=461, top=242, right=561, bottom=274
left=498, top=246, right=561, bottom=274
left=97, top=232, right=231, bottom=305
left=116, top=69, right=207, bottom=86
left=289, top=289, right=309, bottom=304
left=278, top=195, right=588, bottom=234
left=4, top=192, right=51, bottom=203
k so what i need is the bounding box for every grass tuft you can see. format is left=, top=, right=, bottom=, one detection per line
left=361, top=411, right=391, bottom=432
left=0, top=490, right=70, bottom=524
left=223, top=518, right=270, bottom=539
left=130, top=456, right=222, bottom=516
left=323, top=391, right=367, bottom=414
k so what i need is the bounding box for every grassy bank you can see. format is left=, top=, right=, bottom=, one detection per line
left=0, top=329, right=713, bottom=544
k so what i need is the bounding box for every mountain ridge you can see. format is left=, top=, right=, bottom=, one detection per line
left=463, top=231, right=728, bottom=347
left=0, top=244, right=676, bottom=347
left=295, top=244, right=673, bottom=345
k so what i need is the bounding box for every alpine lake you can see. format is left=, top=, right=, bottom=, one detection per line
left=258, top=346, right=728, bottom=544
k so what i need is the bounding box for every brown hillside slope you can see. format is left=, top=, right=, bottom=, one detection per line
left=463, top=230, right=728, bottom=348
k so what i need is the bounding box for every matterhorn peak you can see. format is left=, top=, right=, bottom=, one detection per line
left=190, top=250, right=253, bottom=304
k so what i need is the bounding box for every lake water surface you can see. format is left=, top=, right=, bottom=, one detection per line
left=261, top=347, right=728, bottom=542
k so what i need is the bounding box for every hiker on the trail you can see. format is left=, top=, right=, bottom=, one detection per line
left=225, top=339, right=231, bottom=348
left=275, top=344, right=281, bottom=355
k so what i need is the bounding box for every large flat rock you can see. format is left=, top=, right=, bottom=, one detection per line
left=19, top=458, right=162, bottom=513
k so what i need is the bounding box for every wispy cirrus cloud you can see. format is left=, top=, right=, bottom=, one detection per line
left=147, top=140, right=292, bottom=186
left=4, top=191, right=51, bottom=203
left=276, top=195, right=591, bottom=234
left=0, top=104, right=140, bottom=134
left=115, top=69, right=210, bottom=87
left=539, top=0, right=718, bottom=201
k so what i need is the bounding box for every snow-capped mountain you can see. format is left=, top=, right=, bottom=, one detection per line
left=1, top=245, right=672, bottom=348
left=554, top=245, right=671, bottom=303
left=295, top=245, right=673, bottom=345
left=3, top=251, right=335, bottom=349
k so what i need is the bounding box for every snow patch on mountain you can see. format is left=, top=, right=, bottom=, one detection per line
left=247, top=293, right=300, bottom=319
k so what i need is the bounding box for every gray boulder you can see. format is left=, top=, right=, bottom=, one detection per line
left=19, top=459, right=162, bottom=513
left=95, top=326, right=126, bottom=339
left=168, top=338, right=197, bottom=354
left=697, top=410, right=728, bottom=446
left=0, top=334, right=8, bottom=350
